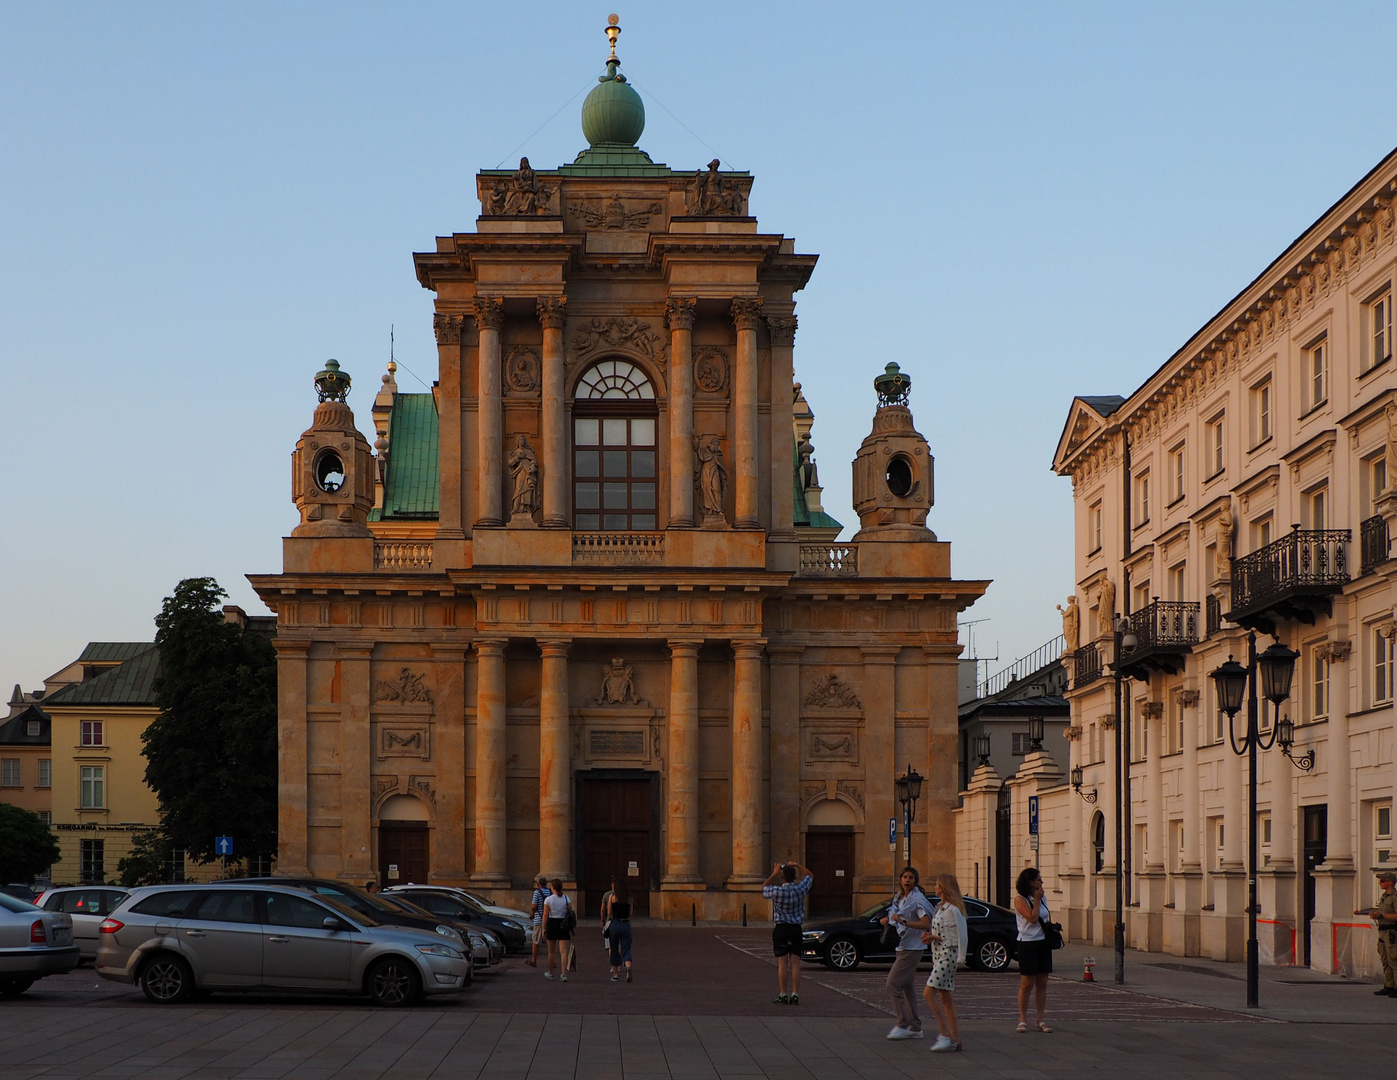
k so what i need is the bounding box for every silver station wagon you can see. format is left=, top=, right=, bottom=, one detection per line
left=97, top=883, right=469, bottom=1006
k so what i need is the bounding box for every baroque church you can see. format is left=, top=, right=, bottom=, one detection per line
left=250, top=18, right=987, bottom=918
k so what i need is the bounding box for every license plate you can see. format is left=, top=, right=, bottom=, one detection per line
left=52, top=927, right=71, bottom=944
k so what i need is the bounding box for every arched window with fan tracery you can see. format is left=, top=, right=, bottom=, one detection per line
left=572, top=359, right=658, bottom=530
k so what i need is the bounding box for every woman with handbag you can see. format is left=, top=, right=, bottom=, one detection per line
left=1012, top=866, right=1055, bottom=1032
left=542, top=878, right=573, bottom=982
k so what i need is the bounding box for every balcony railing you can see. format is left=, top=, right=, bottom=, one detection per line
left=1361, top=515, right=1389, bottom=574
left=1228, top=526, right=1350, bottom=633
left=799, top=544, right=858, bottom=577
left=1121, top=599, right=1199, bottom=677
left=1072, top=643, right=1103, bottom=688
left=1205, top=593, right=1222, bottom=637
left=978, top=635, right=1067, bottom=699
left=572, top=532, right=665, bottom=566
left=373, top=541, right=433, bottom=571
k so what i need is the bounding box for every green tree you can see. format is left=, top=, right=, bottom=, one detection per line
left=116, top=830, right=172, bottom=887
left=0, top=802, right=61, bottom=883
left=142, top=578, right=278, bottom=864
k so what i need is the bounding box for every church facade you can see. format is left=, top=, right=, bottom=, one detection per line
left=250, top=20, right=986, bottom=918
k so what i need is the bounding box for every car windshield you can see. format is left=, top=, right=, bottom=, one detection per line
left=304, top=882, right=398, bottom=915
left=856, top=900, right=891, bottom=920
left=377, top=895, right=434, bottom=917
left=0, top=892, right=41, bottom=913
left=310, top=893, right=381, bottom=927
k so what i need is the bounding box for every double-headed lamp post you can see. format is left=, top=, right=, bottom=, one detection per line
left=895, top=764, right=923, bottom=867
left=1209, top=633, right=1299, bottom=1010
left=1110, top=615, right=1137, bottom=985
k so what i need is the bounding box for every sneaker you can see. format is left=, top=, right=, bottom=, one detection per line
left=610, top=975, right=619, bottom=982
left=774, top=993, right=789, bottom=1004
left=625, top=968, right=633, bottom=983
left=906, top=1030, right=923, bottom=1039
left=788, top=993, right=798, bottom=1005
left=930, top=1036, right=955, bottom=1053
left=886, top=1026, right=913, bottom=1040
left=1376, top=986, right=1396, bottom=996
left=543, top=972, right=553, bottom=980
left=560, top=974, right=568, bottom=982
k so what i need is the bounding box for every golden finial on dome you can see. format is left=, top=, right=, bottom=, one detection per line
left=605, top=13, right=621, bottom=61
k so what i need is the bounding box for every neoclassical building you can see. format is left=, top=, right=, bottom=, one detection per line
left=1044, top=146, right=1397, bottom=977
left=249, top=21, right=986, bottom=918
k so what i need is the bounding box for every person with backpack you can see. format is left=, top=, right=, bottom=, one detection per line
left=542, top=878, right=574, bottom=982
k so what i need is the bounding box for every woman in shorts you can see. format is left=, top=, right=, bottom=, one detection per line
left=1013, top=866, right=1052, bottom=1032
left=542, top=878, right=573, bottom=982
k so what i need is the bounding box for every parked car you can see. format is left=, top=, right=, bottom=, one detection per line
left=36, top=887, right=131, bottom=961
left=375, top=893, right=502, bottom=966
left=0, top=891, right=80, bottom=996
left=1, top=884, right=37, bottom=902
left=386, top=886, right=529, bottom=955
left=240, top=878, right=466, bottom=950
left=801, top=895, right=1019, bottom=972
left=96, top=883, right=469, bottom=1005
left=448, top=887, right=534, bottom=927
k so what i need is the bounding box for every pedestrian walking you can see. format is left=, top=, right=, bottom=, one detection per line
left=600, top=877, right=617, bottom=955
left=542, top=878, right=573, bottom=981
left=606, top=881, right=634, bottom=982
left=879, top=867, right=932, bottom=1039
left=922, top=873, right=968, bottom=1052
left=1355, top=869, right=1397, bottom=995
left=526, top=874, right=547, bottom=967
left=761, top=861, right=813, bottom=1004
left=1013, top=866, right=1053, bottom=1032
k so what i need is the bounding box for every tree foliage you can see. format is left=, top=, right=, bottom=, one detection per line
left=0, top=802, right=61, bottom=883
left=143, top=578, right=278, bottom=863
left=115, top=830, right=173, bottom=887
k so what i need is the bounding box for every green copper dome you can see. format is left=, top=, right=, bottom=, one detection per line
left=582, top=59, right=644, bottom=147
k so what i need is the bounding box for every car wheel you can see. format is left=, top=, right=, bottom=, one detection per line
left=141, top=954, right=194, bottom=1004
left=974, top=936, right=1011, bottom=973
left=367, top=956, right=422, bottom=1007
left=0, top=977, right=34, bottom=997
left=824, top=936, right=861, bottom=971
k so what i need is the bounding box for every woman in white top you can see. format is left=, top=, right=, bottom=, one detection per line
left=1013, top=866, right=1052, bottom=1032
left=542, top=878, right=573, bottom=982
left=877, top=867, right=932, bottom=1039
left=922, top=873, right=968, bottom=1052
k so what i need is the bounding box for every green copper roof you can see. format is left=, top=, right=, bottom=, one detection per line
left=371, top=394, right=439, bottom=521
left=582, top=60, right=645, bottom=148
left=793, top=437, right=842, bottom=532
left=43, top=646, right=160, bottom=707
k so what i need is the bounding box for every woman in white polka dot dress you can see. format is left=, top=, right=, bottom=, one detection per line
left=922, top=874, right=968, bottom=1053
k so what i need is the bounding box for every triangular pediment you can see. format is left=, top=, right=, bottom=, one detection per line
left=1053, top=395, right=1125, bottom=474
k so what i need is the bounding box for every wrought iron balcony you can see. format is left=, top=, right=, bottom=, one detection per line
left=1226, top=526, right=1350, bottom=635
left=1361, top=515, right=1389, bottom=575
left=1118, top=600, right=1199, bottom=679
left=1072, top=642, right=1103, bottom=688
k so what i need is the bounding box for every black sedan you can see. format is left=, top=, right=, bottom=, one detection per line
left=387, top=887, right=530, bottom=955
left=801, top=896, right=1019, bottom=972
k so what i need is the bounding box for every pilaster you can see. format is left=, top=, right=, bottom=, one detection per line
left=860, top=645, right=900, bottom=896
left=731, top=298, right=763, bottom=531
left=472, top=637, right=508, bottom=883
left=728, top=638, right=767, bottom=885
left=665, top=297, right=696, bottom=529
left=767, top=314, right=797, bottom=539
left=274, top=640, right=310, bottom=877
left=339, top=643, right=374, bottom=883
left=474, top=297, right=505, bottom=527
left=430, top=645, right=469, bottom=883
left=538, top=297, right=569, bottom=528
left=538, top=638, right=572, bottom=880
left=664, top=639, right=703, bottom=887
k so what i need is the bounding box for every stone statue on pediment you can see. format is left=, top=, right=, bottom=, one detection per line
left=1098, top=576, right=1115, bottom=619
left=1058, top=595, right=1080, bottom=651
left=1216, top=507, right=1234, bottom=565
left=688, top=159, right=744, bottom=216
left=507, top=434, right=539, bottom=518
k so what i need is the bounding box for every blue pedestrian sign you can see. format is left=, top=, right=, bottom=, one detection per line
left=215, top=836, right=234, bottom=856
left=1028, top=796, right=1040, bottom=836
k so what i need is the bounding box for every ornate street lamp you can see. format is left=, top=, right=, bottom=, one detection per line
left=1071, top=765, right=1098, bottom=804
left=1209, top=633, right=1298, bottom=1009
left=1028, top=715, right=1045, bottom=751
left=1276, top=715, right=1316, bottom=771
left=974, top=734, right=991, bottom=767
left=1110, top=615, right=1137, bottom=985
left=895, top=763, right=923, bottom=866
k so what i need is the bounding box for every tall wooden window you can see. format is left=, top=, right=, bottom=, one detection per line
left=573, top=360, right=658, bottom=531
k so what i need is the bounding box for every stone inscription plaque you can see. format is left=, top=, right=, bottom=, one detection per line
left=589, top=729, right=646, bottom=757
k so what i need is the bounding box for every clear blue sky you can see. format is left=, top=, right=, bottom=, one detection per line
left=3, top=2, right=1394, bottom=691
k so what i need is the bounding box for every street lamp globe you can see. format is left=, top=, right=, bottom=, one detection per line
left=1257, top=641, right=1300, bottom=705
left=1070, top=764, right=1084, bottom=790
left=1028, top=715, right=1045, bottom=750
left=1210, top=655, right=1248, bottom=717
left=895, top=772, right=910, bottom=806
left=1276, top=714, right=1295, bottom=751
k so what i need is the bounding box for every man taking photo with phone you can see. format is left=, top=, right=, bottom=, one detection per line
left=763, top=861, right=813, bottom=1005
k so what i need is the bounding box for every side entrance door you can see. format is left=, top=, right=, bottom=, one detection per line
left=1301, top=805, right=1328, bottom=966
left=804, top=831, right=854, bottom=917
left=580, top=776, right=654, bottom=916
left=379, top=823, right=429, bottom=888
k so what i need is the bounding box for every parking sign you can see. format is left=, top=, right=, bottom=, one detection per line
left=1028, top=796, right=1039, bottom=835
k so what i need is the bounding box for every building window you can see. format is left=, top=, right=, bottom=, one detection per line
left=572, top=361, right=658, bottom=532
left=247, top=853, right=273, bottom=877
left=1091, top=811, right=1105, bottom=874
left=1135, top=471, right=1151, bottom=526
left=26, top=719, right=41, bottom=737
left=1260, top=814, right=1272, bottom=866
left=1167, top=562, right=1186, bottom=602
left=1169, top=444, right=1185, bottom=505
left=1303, top=485, right=1327, bottom=531
left=1250, top=515, right=1273, bottom=552
left=165, top=849, right=187, bottom=884
left=1308, top=648, right=1328, bottom=721
left=1304, top=335, right=1329, bottom=411
left=1250, top=378, right=1272, bottom=447
left=80, top=720, right=104, bottom=747
left=1133, top=580, right=1151, bottom=614
left=1373, top=627, right=1394, bottom=705
left=1376, top=803, right=1393, bottom=873
left=0, top=759, right=19, bottom=787
left=1010, top=732, right=1030, bottom=756
left=1206, top=414, right=1225, bottom=478
left=80, top=765, right=105, bottom=809
left=1366, top=288, right=1393, bottom=372
left=1214, top=818, right=1225, bottom=870
left=1364, top=454, right=1388, bottom=517
left=38, top=810, right=51, bottom=826
left=38, top=759, right=51, bottom=788
left=80, top=839, right=105, bottom=884
left=1090, top=501, right=1103, bottom=553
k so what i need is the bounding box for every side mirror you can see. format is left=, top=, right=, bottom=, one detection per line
left=323, top=916, right=345, bottom=931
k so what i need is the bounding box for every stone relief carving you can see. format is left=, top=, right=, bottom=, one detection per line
left=432, top=313, right=463, bottom=345
left=570, top=316, right=664, bottom=362
left=375, top=668, right=433, bottom=705
left=804, top=673, right=863, bottom=710
left=507, top=434, right=540, bottom=518
left=694, top=434, right=727, bottom=526
left=1173, top=688, right=1200, bottom=708
left=687, top=159, right=745, bottom=216
left=379, top=727, right=430, bottom=759
left=651, top=726, right=662, bottom=758
left=594, top=656, right=646, bottom=706
left=1315, top=639, right=1352, bottom=663
left=373, top=775, right=398, bottom=803
left=1216, top=507, right=1235, bottom=568
left=807, top=731, right=857, bottom=762
left=569, top=195, right=662, bottom=230
left=836, top=781, right=864, bottom=809
left=484, top=157, right=557, bottom=216
left=505, top=346, right=540, bottom=394
left=1064, top=725, right=1083, bottom=742
left=1142, top=701, right=1164, bottom=720
left=1057, top=595, right=1079, bottom=651
left=408, top=775, right=436, bottom=809
left=693, top=347, right=728, bottom=393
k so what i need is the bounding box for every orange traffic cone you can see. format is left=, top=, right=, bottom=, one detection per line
left=1082, top=956, right=1096, bottom=982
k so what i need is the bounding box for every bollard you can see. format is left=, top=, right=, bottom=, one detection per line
left=742, top=903, right=747, bottom=927
left=691, top=902, right=697, bottom=927
left=1083, top=956, right=1096, bottom=982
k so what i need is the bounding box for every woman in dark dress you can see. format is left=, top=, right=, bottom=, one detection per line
left=606, top=881, right=634, bottom=982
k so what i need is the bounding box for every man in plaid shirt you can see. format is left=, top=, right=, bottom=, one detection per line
left=762, top=861, right=813, bottom=1004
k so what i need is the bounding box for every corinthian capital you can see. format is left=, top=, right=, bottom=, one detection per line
left=766, top=315, right=797, bottom=346
left=664, top=296, right=697, bottom=331
left=433, top=313, right=463, bottom=345
left=536, top=295, right=568, bottom=330
left=730, top=296, right=765, bottom=332
left=473, top=296, right=504, bottom=331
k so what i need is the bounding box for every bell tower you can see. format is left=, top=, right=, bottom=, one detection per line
left=851, top=363, right=936, bottom=540
left=291, top=359, right=375, bottom=538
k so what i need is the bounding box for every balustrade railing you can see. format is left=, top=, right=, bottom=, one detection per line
left=1230, top=527, right=1350, bottom=613
left=798, top=544, right=859, bottom=576
left=572, top=532, right=665, bottom=565
left=1361, top=515, right=1389, bottom=574
left=978, top=635, right=1067, bottom=699
left=1072, top=642, right=1103, bottom=688
left=1127, top=599, right=1199, bottom=650
left=373, top=541, right=433, bottom=571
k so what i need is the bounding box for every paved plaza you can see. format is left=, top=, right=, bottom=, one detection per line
left=5, top=928, right=1394, bottom=1079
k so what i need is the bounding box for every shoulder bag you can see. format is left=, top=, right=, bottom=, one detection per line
left=1042, top=902, right=1064, bottom=950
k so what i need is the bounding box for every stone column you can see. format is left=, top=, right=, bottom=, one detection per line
left=665, top=297, right=697, bottom=529
left=433, top=314, right=465, bottom=539
left=729, top=639, right=767, bottom=884
left=274, top=640, right=310, bottom=876
left=339, top=644, right=373, bottom=883
left=431, top=646, right=469, bottom=883
left=474, top=297, right=504, bottom=527
left=730, top=298, right=764, bottom=531
left=537, top=639, right=571, bottom=880
left=665, top=639, right=703, bottom=884
left=767, top=645, right=804, bottom=862
left=472, top=638, right=508, bottom=883
left=767, top=314, right=797, bottom=539
left=537, top=297, right=569, bottom=529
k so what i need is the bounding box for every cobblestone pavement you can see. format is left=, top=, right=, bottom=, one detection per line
left=6, top=927, right=1394, bottom=1079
